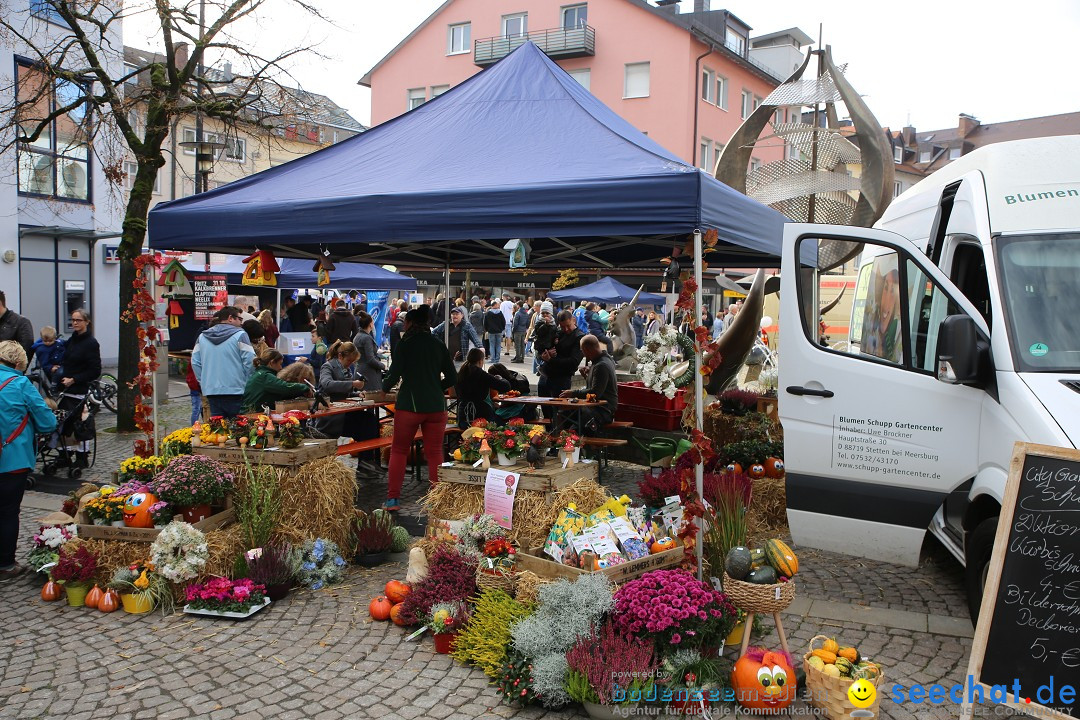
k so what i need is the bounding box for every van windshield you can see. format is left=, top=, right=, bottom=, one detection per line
left=997, top=233, right=1080, bottom=372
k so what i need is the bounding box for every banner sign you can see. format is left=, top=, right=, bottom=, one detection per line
left=193, top=275, right=228, bottom=320
left=367, top=291, right=389, bottom=346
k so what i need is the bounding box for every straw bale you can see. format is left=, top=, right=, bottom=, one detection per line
left=747, top=476, right=788, bottom=542
left=513, top=570, right=555, bottom=606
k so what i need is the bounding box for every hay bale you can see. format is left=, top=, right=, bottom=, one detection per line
left=747, top=476, right=788, bottom=541
left=514, top=570, right=555, bottom=606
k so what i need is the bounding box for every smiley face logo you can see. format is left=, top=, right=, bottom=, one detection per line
left=848, top=678, right=877, bottom=709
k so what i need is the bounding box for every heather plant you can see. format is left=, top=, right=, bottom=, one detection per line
left=718, top=388, right=762, bottom=416
left=510, top=573, right=614, bottom=707
left=397, top=545, right=478, bottom=626
left=244, top=543, right=294, bottom=587
left=612, top=569, right=736, bottom=653
left=565, top=620, right=656, bottom=706
left=351, top=509, right=395, bottom=555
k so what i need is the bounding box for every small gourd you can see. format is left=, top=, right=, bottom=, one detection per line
left=389, top=602, right=409, bottom=627
left=84, top=584, right=104, bottom=609
left=764, top=457, right=785, bottom=478
left=764, top=538, right=799, bottom=578
left=747, top=566, right=778, bottom=585
left=384, top=580, right=410, bottom=605
left=405, top=547, right=428, bottom=585
left=98, top=588, right=120, bottom=613
left=725, top=462, right=743, bottom=474
left=650, top=537, right=675, bottom=554
left=811, top=649, right=837, bottom=664
left=821, top=637, right=840, bottom=655
left=834, top=657, right=855, bottom=677
left=369, top=596, right=392, bottom=621
left=748, top=463, right=766, bottom=479
left=41, top=580, right=63, bottom=602
left=725, top=546, right=753, bottom=580
left=837, top=646, right=860, bottom=663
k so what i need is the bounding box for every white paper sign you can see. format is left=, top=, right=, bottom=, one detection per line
left=484, top=468, right=519, bottom=530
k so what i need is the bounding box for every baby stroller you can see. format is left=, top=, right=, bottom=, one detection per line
left=37, top=391, right=99, bottom=480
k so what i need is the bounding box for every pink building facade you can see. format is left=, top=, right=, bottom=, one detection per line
left=361, top=0, right=796, bottom=172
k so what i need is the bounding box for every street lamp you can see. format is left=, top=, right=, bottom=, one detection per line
left=178, top=138, right=226, bottom=193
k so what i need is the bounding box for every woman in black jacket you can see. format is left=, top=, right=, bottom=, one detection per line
left=55, top=308, right=101, bottom=468
left=454, top=348, right=510, bottom=429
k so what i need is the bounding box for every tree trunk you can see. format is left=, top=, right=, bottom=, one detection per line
left=114, top=162, right=157, bottom=432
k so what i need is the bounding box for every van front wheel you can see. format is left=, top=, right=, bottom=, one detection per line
left=964, top=517, right=998, bottom=624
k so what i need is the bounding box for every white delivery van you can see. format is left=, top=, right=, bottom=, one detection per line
left=778, top=136, right=1080, bottom=617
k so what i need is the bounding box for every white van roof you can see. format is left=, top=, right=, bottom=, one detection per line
left=892, top=136, right=1080, bottom=235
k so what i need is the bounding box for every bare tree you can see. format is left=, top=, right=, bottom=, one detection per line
left=1, top=0, right=324, bottom=430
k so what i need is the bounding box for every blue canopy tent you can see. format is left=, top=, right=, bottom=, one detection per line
left=547, top=277, right=666, bottom=306
left=181, top=256, right=416, bottom=291
left=147, top=42, right=798, bottom=270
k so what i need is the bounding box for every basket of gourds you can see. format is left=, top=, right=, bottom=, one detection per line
left=721, top=539, right=798, bottom=613
left=803, top=635, right=884, bottom=719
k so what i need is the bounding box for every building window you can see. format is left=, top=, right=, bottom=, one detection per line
left=699, top=139, right=712, bottom=171
left=754, top=95, right=762, bottom=111
left=123, top=160, right=160, bottom=193
left=30, top=0, right=65, bottom=24
left=502, top=13, right=527, bottom=38
left=750, top=157, right=761, bottom=172
left=447, top=22, right=471, bottom=55
left=741, top=89, right=754, bottom=119
left=725, top=27, right=745, bottom=56
left=431, top=85, right=450, bottom=98
left=701, top=68, right=716, bottom=104
left=894, top=181, right=903, bottom=197
left=562, top=4, right=587, bottom=30
left=407, top=88, right=426, bottom=111
left=893, top=145, right=903, bottom=163
left=714, top=142, right=725, bottom=161
left=919, top=149, right=931, bottom=163
left=127, top=108, right=140, bottom=137
left=123, top=63, right=139, bottom=88
left=715, top=75, right=728, bottom=110
left=223, top=137, right=245, bottom=162
left=949, top=146, right=962, bottom=160
left=15, top=63, right=90, bottom=201
left=568, top=68, right=591, bottom=91
left=624, top=62, right=650, bottom=99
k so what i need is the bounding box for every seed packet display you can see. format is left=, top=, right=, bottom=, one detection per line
left=569, top=531, right=595, bottom=569
left=606, top=517, right=649, bottom=560
left=584, top=525, right=626, bottom=567
left=543, top=506, right=585, bottom=561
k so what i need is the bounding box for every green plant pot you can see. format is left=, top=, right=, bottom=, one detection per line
left=64, top=582, right=92, bottom=607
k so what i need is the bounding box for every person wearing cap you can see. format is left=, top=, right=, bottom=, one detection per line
left=0, top=341, right=56, bottom=580
left=192, top=306, right=256, bottom=418
left=510, top=301, right=530, bottom=363
left=433, top=306, right=482, bottom=363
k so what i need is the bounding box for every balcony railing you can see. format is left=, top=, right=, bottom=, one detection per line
left=474, top=25, right=596, bottom=66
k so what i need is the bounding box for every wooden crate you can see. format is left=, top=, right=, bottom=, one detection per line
left=76, top=506, right=235, bottom=543
left=439, top=460, right=597, bottom=492
left=756, top=396, right=779, bottom=424
left=514, top=542, right=684, bottom=583
left=193, top=439, right=337, bottom=468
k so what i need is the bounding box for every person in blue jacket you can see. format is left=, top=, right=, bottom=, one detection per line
left=30, top=326, right=65, bottom=384
left=192, top=306, right=256, bottom=418
left=0, top=341, right=57, bottom=580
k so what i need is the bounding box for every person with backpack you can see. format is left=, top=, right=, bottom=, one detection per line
left=0, top=341, right=57, bottom=580
left=483, top=299, right=506, bottom=363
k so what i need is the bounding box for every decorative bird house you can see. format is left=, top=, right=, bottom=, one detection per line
left=157, top=258, right=193, bottom=298
left=242, top=249, right=280, bottom=286
left=312, top=253, right=335, bottom=287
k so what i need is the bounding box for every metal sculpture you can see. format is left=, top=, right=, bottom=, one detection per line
left=610, top=285, right=643, bottom=371
left=714, top=44, right=894, bottom=271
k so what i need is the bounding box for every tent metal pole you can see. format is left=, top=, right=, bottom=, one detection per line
left=693, top=229, right=704, bottom=581
left=444, top=265, right=451, bottom=345
left=150, top=259, right=160, bottom=452
left=275, top=287, right=281, bottom=349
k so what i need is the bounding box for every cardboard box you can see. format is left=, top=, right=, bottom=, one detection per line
left=193, top=439, right=337, bottom=468
left=439, top=460, right=597, bottom=492
left=515, top=540, right=684, bottom=583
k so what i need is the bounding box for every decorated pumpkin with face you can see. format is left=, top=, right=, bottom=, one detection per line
left=731, top=647, right=795, bottom=713
left=123, top=492, right=158, bottom=528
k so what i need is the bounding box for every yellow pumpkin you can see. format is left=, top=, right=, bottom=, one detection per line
left=822, top=637, right=840, bottom=655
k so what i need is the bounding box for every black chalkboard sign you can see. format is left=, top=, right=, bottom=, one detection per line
left=965, top=443, right=1080, bottom=719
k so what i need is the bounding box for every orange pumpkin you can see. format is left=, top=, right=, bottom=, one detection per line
left=390, top=602, right=409, bottom=627
left=369, top=596, right=393, bottom=621
left=748, top=463, right=766, bottom=479
left=84, top=584, right=104, bottom=609
left=385, top=580, right=410, bottom=604
left=764, top=457, right=785, bottom=479
left=731, top=647, right=796, bottom=713
left=123, top=491, right=158, bottom=528
left=650, top=537, right=676, bottom=554
left=726, top=463, right=743, bottom=474
left=98, top=589, right=120, bottom=613
left=41, top=580, right=63, bottom=602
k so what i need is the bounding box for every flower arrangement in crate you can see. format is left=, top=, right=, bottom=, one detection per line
left=200, top=416, right=231, bottom=445
left=290, top=538, right=346, bottom=590
left=109, top=562, right=174, bottom=615
left=118, top=455, right=163, bottom=485
left=550, top=429, right=583, bottom=450
left=454, top=419, right=493, bottom=463
left=83, top=489, right=127, bottom=525
left=159, top=427, right=193, bottom=457
left=565, top=620, right=657, bottom=708
left=147, top=501, right=174, bottom=527
left=150, top=455, right=234, bottom=511
left=275, top=416, right=303, bottom=449
left=479, top=536, right=516, bottom=574
left=612, top=568, right=736, bottom=653
left=185, top=577, right=267, bottom=614
left=239, top=415, right=275, bottom=449
left=490, top=426, right=524, bottom=459
left=27, top=524, right=77, bottom=573
left=228, top=415, right=252, bottom=444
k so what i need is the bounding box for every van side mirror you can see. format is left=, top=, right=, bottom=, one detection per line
left=936, top=315, right=979, bottom=384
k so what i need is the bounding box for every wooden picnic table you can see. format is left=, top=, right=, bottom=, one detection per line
left=501, top=396, right=607, bottom=434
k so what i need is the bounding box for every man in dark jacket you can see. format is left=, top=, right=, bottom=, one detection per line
left=287, top=296, right=313, bottom=333
left=632, top=308, right=646, bottom=348
left=483, top=300, right=506, bottom=363
left=538, top=310, right=583, bottom=397
left=389, top=314, right=405, bottom=355
left=0, top=292, right=33, bottom=359
left=561, top=335, right=618, bottom=432
left=325, top=303, right=357, bottom=344
left=433, top=307, right=482, bottom=362
left=510, top=303, right=530, bottom=363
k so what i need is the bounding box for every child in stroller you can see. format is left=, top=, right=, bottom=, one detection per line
left=38, top=392, right=98, bottom=479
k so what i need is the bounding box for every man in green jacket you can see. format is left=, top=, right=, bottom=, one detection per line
left=382, top=306, right=456, bottom=511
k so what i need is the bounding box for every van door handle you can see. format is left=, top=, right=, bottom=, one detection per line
left=786, top=385, right=834, bottom=398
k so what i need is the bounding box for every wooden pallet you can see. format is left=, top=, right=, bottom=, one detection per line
left=514, top=542, right=683, bottom=583
left=439, top=460, right=597, bottom=492
left=193, top=439, right=338, bottom=468
left=76, top=506, right=235, bottom=543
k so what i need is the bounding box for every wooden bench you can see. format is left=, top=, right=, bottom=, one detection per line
left=582, top=437, right=629, bottom=481
left=603, top=421, right=633, bottom=430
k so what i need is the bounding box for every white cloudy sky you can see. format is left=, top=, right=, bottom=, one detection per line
left=126, top=0, right=1080, bottom=133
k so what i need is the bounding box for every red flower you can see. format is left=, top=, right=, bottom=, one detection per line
left=505, top=440, right=515, bottom=448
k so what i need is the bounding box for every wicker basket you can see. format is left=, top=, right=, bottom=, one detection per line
left=722, top=572, right=795, bottom=613
left=802, top=635, right=885, bottom=720
left=476, top=565, right=516, bottom=595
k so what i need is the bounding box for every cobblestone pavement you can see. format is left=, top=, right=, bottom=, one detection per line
left=5, top=378, right=997, bottom=720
